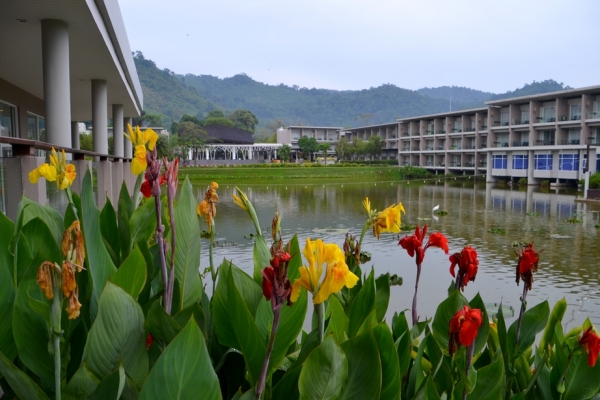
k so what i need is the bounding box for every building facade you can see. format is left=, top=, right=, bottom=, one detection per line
left=277, top=126, right=342, bottom=161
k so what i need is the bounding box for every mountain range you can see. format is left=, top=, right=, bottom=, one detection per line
left=133, top=52, right=570, bottom=130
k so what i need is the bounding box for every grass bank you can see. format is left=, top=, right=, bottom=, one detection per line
left=181, top=165, right=402, bottom=185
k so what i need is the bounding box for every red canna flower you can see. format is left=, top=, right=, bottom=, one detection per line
left=146, top=333, right=154, bottom=350
left=428, top=232, right=449, bottom=254
left=140, top=174, right=166, bottom=198
left=399, top=225, right=449, bottom=266
left=449, top=305, right=483, bottom=356
left=449, top=246, right=479, bottom=291
left=579, top=327, right=600, bottom=367
left=262, top=250, right=293, bottom=307
left=515, top=243, right=541, bottom=290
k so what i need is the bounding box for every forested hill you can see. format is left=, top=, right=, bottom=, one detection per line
left=134, top=52, right=570, bottom=128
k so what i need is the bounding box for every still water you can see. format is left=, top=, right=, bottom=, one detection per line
left=198, top=180, right=600, bottom=329
left=48, top=179, right=600, bottom=328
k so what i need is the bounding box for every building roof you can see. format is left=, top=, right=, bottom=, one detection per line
left=204, top=125, right=254, bottom=145
left=0, top=0, right=143, bottom=119
left=344, top=121, right=399, bottom=131
left=287, top=126, right=343, bottom=130
left=397, top=107, right=488, bottom=122
left=485, top=84, right=600, bottom=106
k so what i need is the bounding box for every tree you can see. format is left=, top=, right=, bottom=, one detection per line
left=318, top=142, right=331, bottom=158
left=365, top=135, right=385, bottom=159
left=80, top=133, right=93, bottom=151
left=156, top=134, right=173, bottom=159
left=335, top=137, right=351, bottom=161
left=255, top=118, right=285, bottom=143
left=204, top=117, right=234, bottom=127
left=228, top=109, right=259, bottom=133
left=177, top=121, right=208, bottom=160
left=279, top=144, right=291, bottom=162
left=206, top=110, right=225, bottom=119
left=297, top=136, right=319, bottom=162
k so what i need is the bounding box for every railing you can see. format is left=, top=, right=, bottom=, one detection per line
left=587, top=112, right=598, bottom=119
left=0, top=136, right=130, bottom=161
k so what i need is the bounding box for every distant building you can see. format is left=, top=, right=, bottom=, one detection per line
left=277, top=126, right=342, bottom=161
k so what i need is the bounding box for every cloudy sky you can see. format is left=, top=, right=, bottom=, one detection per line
left=119, top=0, right=599, bottom=94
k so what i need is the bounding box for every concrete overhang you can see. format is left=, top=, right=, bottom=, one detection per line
left=0, top=0, right=143, bottom=120
left=346, top=122, right=398, bottom=131
left=397, top=107, right=488, bottom=122
left=485, top=84, right=600, bottom=106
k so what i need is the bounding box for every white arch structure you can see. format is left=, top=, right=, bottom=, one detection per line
left=192, top=143, right=284, bottom=161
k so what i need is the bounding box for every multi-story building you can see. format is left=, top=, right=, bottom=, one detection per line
left=342, top=122, right=399, bottom=160
left=277, top=126, right=342, bottom=161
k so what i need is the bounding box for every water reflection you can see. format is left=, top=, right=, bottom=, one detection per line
left=202, top=181, right=600, bottom=329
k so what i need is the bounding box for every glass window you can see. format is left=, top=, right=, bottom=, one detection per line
left=534, top=154, right=553, bottom=170
left=559, top=154, right=579, bottom=171
left=0, top=100, right=17, bottom=138
left=512, top=155, right=529, bottom=169
left=492, top=155, right=507, bottom=169
left=521, top=110, right=530, bottom=123
left=500, top=112, right=509, bottom=125
left=569, top=104, right=581, bottom=120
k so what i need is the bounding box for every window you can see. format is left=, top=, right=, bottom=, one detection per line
left=569, top=104, right=581, bottom=120
left=559, top=154, right=579, bottom=171
left=0, top=100, right=17, bottom=138
left=521, top=110, right=530, bottom=123
left=540, top=107, right=556, bottom=122
left=500, top=112, right=509, bottom=125
left=492, top=155, right=507, bottom=169
left=512, top=155, right=529, bottom=169
left=534, top=154, right=553, bottom=170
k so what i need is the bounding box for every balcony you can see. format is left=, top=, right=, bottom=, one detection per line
left=465, top=161, right=475, bottom=167
left=569, top=115, right=581, bottom=121
left=535, top=140, right=555, bottom=146
left=438, top=130, right=446, bottom=134
left=587, top=112, right=598, bottom=119
left=480, top=125, right=488, bottom=130
left=438, top=162, right=446, bottom=167
left=449, top=162, right=461, bottom=167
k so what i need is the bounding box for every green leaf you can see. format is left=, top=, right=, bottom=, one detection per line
left=129, top=197, right=156, bottom=246
left=375, top=273, right=391, bottom=323
left=373, top=323, right=401, bottom=400
left=118, top=181, right=133, bottom=260
left=144, top=300, right=182, bottom=344
left=80, top=170, right=117, bottom=319
left=171, top=177, right=203, bottom=309
left=432, top=290, right=468, bottom=355
left=252, top=234, right=271, bottom=284
left=469, top=353, right=503, bottom=399
left=269, top=289, right=307, bottom=376
left=286, top=235, right=302, bottom=282
left=539, top=298, right=567, bottom=356
left=561, top=352, right=600, bottom=400
left=110, top=246, right=147, bottom=299
left=0, top=351, right=50, bottom=400
left=0, top=212, right=17, bottom=362
left=82, top=282, right=148, bottom=386
left=347, top=268, right=376, bottom=338
left=27, top=290, right=51, bottom=328
left=139, top=319, right=221, bottom=400
left=299, top=336, right=347, bottom=400
left=508, top=300, right=550, bottom=358
left=407, top=333, right=429, bottom=399
left=63, top=364, right=100, bottom=400
left=391, top=311, right=411, bottom=377
left=339, top=329, right=382, bottom=399
left=88, top=363, right=126, bottom=400
left=22, top=217, right=61, bottom=265
left=325, top=295, right=349, bottom=344
left=469, top=293, right=490, bottom=355
left=12, top=253, right=54, bottom=390
left=13, top=197, right=63, bottom=248
left=100, top=198, right=121, bottom=266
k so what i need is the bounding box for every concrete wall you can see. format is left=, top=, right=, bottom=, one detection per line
left=0, top=77, right=45, bottom=139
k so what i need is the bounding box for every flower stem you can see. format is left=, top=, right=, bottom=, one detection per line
left=515, top=285, right=528, bottom=346
left=132, top=173, right=143, bottom=209
left=358, top=220, right=370, bottom=248
left=154, top=194, right=170, bottom=314
left=164, top=186, right=177, bottom=315
left=51, top=279, right=62, bottom=400
left=412, top=263, right=422, bottom=326
left=255, top=305, right=281, bottom=400
left=315, top=302, right=325, bottom=344
left=463, top=341, right=475, bottom=400
left=454, top=274, right=461, bottom=291
left=209, top=227, right=217, bottom=295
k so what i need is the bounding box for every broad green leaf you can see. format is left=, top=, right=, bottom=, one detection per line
left=299, top=336, right=347, bottom=400
left=325, top=295, right=349, bottom=343
left=118, top=181, right=133, bottom=260
left=88, top=363, right=126, bottom=400
left=561, top=351, right=600, bottom=400
left=144, top=300, right=182, bottom=344
left=82, top=282, right=148, bottom=386
left=171, top=177, right=203, bottom=309
left=80, top=170, right=117, bottom=318
left=392, top=311, right=411, bottom=377
left=347, top=268, right=376, bottom=338
left=252, top=234, right=271, bottom=284
left=373, top=323, right=401, bottom=400
left=100, top=198, right=121, bottom=266
left=432, top=290, right=468, bottom=355
left=0, top=212, right=16, bottom=361
left=273, top=331, right=320, bottom=400
left=539, top=298, right=567, bottom=355
left=139, top=319, right=221, bottom=400
left=508, top=300, right=550, bottom=358
left=63, top=364, right=100, bottom=400
left=469, top=293, right=490, bottom=355
left=173, top=302, right=207, bottom=340
left=129, top=198, right=156, bottom=246
left=13, top=197, right=63, bottom=247
left=407, top=333, right=428, bottom=399
left=0, top=351, right=50, bottom=400
left=22, top=217, right=61, bottom=265
left=27, top=291, right=51, bottom=328
left=514, top=353, right=532, bottom=392
left=110, top=246, right=147, bottom=299
left=340, top=329, right=382, bottom=399
left=268, top=289, right=307, bottom=376
left=286, top=235, right=302, bottom=281
left=375, top=273, right=391, bottom=323
left=12, top=253, right=54, bottom=390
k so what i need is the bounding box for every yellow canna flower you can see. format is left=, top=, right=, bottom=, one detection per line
left=373, top=202, right=405, bottom=239
left=363, top=197, right=371, bottom=215
left=124, top=124, right=159, bottom=174
left=233, top=190, right=248, bottom=211
left=291, top=238, right=359, bottom=304
left=197, top=182, right=219, bottom=230
left=29, top=148, right=75, bottom=190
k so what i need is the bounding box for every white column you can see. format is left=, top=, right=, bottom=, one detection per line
left=92, top=79, right=108, bottom=155
left=112, top=104, right=124, bottom=157
left=41, top=20, right=71, bottom=148
left=71, top=121, right=80, bottom=149
left=123, top=117, right=132, bottom=158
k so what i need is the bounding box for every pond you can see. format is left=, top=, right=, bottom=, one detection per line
left=197, top=180, right=600, bottom=329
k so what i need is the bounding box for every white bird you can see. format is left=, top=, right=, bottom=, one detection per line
left=432, top=205, right=440, bottom=213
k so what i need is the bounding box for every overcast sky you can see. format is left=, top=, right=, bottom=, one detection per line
left=119, top=0, right=600, bottom=94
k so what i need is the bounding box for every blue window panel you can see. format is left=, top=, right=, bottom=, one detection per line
left=512, top=155, right=529, bottom=169
left=534, top=154, right=553, bottom=170
left=493, top=155, right=507, bottom=169
left=559, top=154, right=579, bottom=171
